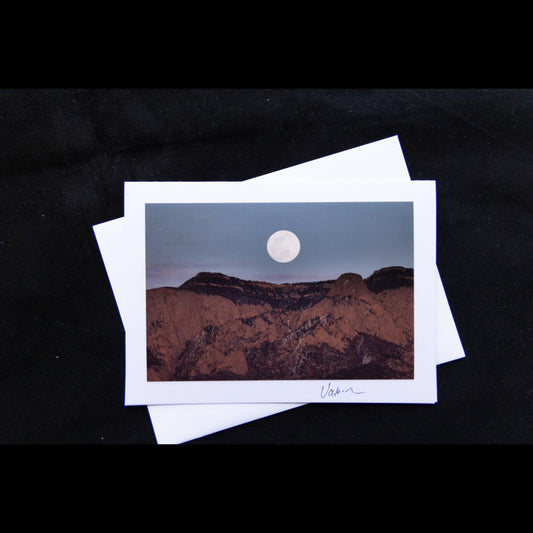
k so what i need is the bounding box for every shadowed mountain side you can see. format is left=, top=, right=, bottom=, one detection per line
left=146, top=267, right=414, bottom=381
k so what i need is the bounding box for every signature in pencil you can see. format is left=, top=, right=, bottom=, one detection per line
left=320, top=382, right=365, bottom=399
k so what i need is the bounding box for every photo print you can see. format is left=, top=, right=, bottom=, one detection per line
left=145, top=201, right=414, bottom=383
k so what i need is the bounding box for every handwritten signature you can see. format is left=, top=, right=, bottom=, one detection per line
left=320, top=382, right=365, bottom=399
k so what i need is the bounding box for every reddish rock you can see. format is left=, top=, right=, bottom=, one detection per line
left=146, top=268, right=414, bottom=381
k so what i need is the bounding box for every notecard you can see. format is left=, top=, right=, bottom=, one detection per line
left=122, top=179, right=437, bottom=405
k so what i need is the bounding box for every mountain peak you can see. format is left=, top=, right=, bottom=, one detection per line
left=184, top=271, right=232, bottom=283
left=364, top=266, right=413, bottom=293
left=329, top=273, right=371, bottom=298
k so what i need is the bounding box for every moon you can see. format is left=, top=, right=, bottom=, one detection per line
left=267, top=230, right=300, bottom=263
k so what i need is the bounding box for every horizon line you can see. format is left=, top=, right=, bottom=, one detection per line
left=146, top=265, right=413, bottom=291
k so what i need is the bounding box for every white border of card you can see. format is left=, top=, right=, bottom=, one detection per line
left=123, top=179, right=437, bottom=406
left=93, top=136, right=465, bottom=443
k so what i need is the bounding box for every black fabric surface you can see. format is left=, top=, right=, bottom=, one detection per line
left=0, top=88, right=531, bottom=445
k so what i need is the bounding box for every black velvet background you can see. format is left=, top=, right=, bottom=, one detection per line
left=0, top=88, right=531, bottom=445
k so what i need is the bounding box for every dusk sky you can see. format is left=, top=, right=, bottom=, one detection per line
left=145, top=202, right=413, bottom=290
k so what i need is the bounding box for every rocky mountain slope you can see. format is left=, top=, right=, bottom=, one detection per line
left=146, top=267, right=414, bottom=381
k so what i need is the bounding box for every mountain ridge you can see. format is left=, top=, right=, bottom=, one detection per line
left=146, top=267, right=414, bottom=381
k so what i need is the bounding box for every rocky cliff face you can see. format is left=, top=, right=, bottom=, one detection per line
left=146, top=267, right=414, bottom=381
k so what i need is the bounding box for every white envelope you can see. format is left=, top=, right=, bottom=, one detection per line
left=93, top=136, right=465, bottom=443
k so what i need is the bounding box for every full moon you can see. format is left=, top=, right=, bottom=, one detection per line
left=267, top=230, right=300, bottom=263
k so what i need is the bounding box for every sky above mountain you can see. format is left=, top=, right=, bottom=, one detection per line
left=145, top=201, right=413, bottom=290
